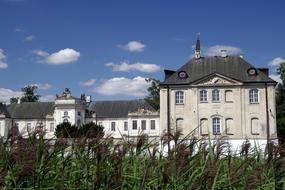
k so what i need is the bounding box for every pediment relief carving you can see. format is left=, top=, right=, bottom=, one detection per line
left=193, top=74, right=242, bottom=86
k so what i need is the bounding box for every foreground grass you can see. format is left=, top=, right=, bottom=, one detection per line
left=1, top=132, right=285, bottom=189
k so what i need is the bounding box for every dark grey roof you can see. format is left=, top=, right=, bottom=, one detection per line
left=88, top=99, right=156, bottom=118
left=0, top=103, right=10, bottom=117
left=7, top=102, right=54, bottom=119
left=161, top=56, right=276, bottom=86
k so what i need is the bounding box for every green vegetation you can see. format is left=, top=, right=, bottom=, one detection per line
left=277, top=62, right=285, bottom=143
left=1, top=130, right=285, bottom=189
left=10, top=85, right=40, bottom=104
left=145, top=78, right=160, bottom=110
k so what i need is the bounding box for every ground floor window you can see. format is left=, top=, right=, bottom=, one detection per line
left=141, top=120, right=146, bottom=130
left=124, top=121, right=128, bottom=131
left=111, top=122, right=116, bottom=131
left=132, top=120, right=137, bottom=130
left=212, top=117, right=221, bottom=134
left=150, top=120, right=155, bottom=130
left=50, top=123, right=54, bottom=132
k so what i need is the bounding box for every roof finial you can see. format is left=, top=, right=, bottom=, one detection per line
left=195, top=33, right=201, bottom=59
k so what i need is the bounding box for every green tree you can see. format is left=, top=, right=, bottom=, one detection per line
left=20, top=85, right=40, bottom=102
left=277, top=62, right=285, bottom=143
left=55, top=122, right=77, bottom=138
left=145, top=78, right=160, bottom=110
left=10, top=85, right=40, bottom=104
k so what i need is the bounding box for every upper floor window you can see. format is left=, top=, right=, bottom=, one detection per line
left=141, top=120, right=146, bottom=130
left=249, top=89, right=259, bottom=103
left=200, top=90, right=208, bottom=102
left=175, top=91, right=184, bottom=105
left=111, top=122, right=116, bottom=131
left=132, top=120, right=137, bottom=130
left=225, top=90, right=234, bottom=102
left=50, top=123, right=54, bottom=132
left=27, top=123, right=31, bottom=132
left=64, top=111, right=68, bottom=116
left=212, top=117, right=221, bottom=134
left=124, top=121, right=128, bottom=131
left=212, top=89, right=220, bottom=102
left=78, top=111, right=81, bottom=116
left=77, top=119, right=81, bottom=127
left=150, top=120, right=156, bottom=130
left=63, top=119, right=69, bottom=123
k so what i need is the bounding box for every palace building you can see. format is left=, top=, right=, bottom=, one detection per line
left=159, top=36, right=277, bottom=147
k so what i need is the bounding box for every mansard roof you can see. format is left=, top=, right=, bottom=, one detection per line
left=160, top=56, right=276, bottom=86
left=88, top=99, right=156, bottom=118
left=0, top=103, right=10, bottom=117
left=7, top=102, right=54, bottom=119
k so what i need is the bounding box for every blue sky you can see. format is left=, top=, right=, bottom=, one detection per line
left=0, top=0, right=284, bottom=103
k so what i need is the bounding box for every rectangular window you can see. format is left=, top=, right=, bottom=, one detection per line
left=212, top=118, right=221, bottom=134
left=50, top=123, right=54, bottom=132
left=249, top=89, right=259, bottom=104
left=225, top=90, right=234, bottom=102
left=27, top=123, right=31, bottom=132
left=175, top=91, right=184, bottom=104
left=124, top=121, right=128, bottom=131
left=150, top=120, right=156, bottom=130
left=78, top=111, right=81, bottom=116
left=132, top=120, right=137, bottom=130
left=141, top=120, right=146, bottom=130
left=212, top=89, right=220, bottom=102
left=98, top=121, right=103, bottom=126
left=111, top=122, right=116, bottom=131
left=200, top=90, right=208, bottom=102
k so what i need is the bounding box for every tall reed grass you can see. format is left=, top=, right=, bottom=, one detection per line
left=0, top=129, right=285, bottom=189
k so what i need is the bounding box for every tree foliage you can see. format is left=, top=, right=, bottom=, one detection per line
left=55, top=122, right=104, bottom=138
left=277, top=62, right=285, bottom=143
left=10, top=85, right=40, bottom=104
left=145, top=78, right=160, bottom=110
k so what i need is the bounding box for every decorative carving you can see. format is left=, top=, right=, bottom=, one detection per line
left=195, top=75, right=241, bottom=86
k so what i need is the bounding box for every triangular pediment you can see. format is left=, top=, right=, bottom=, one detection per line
left=191, top=73, right=242, bottom=86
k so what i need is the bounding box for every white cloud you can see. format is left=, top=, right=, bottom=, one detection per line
left=24, top=35, right=35, bottom=42
left=33, top=49, right=49, bottom=57
left=94, top=76, right=150, bottom=97
left=268, top=57, right=285, bottom=66
left=120, top=41, right=146, bottom=52
left=106, top=61, right=161, bottom=73
left=39, top=95, right=55, bottom=102
left=269, top=74, right=282, bottom=84
left=204, top=45, right=242, bottom=56
left=0, top=88, right=22, bottom=103
left=30, top=83, right=52, bottom=90
left=33, top=48, right=80, bottom=65
left=0, top=49, right=8, bottom=69
left=80, top=79, right=96, bottom=87
left=15, top=28, right=24, bottom=32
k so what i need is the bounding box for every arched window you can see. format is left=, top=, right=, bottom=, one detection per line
left=176, top=118, right=184, bottom=131
left=200, top=90, right=208, bottom=102
left=63, top=119, right=69, bottom=123
left=175, top=91, right=184, bottom=105
left=64, top=111, right=68, bottom=116
left=225, top=90, right=233, bottom=102
left=200, top=118, right=208, bottom=135
left=212, top=89, right=220, bottom=102
left=249, top=89, right=259, bottom=103
left=225, top=118, right=234, bottom=135
left=77, top=119, right=81, bottom=127
left=212, top=117, right=221, bottom=134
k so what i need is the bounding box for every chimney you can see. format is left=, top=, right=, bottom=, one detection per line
left=221, top=49, right=227, bottom=58
left=258, top=68, right=269, bottom=76
left=164, top=70, right=175, bottom=80
left=86, top=96, right=92, bottom=103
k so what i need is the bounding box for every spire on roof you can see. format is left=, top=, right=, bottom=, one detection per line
left=194, top=33, right=201, bottom=59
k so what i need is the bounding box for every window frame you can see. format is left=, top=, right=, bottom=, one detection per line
left=249, top=89, right=259, bottom=104
left=200, top=90, right=208, bottom=103
left=212, top=89, right=220, bottom=102
left=132, top=120, right=138, bottom=130
left=27, top=123, right=31, bottom=132
left=150, top=120, right=156, bottom=130
left=212, top=117, right=221, bottom=135
left=64, top=111, right=68, bottom=117
left=124, top=121, right=128, bottom=131
left=111, top=121, right=116, bottom=131
left=225, top=90, right=234, bottom=103
left=50, top=123, right=54, bottom=132
left=175, top=91, right=184, bottom=105
left=141, top=120, right=146, bottom=130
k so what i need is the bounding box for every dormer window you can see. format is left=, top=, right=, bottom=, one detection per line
left=178, top=71, right=188, bottom=79
left=247, top=68, right=257, bottom=76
